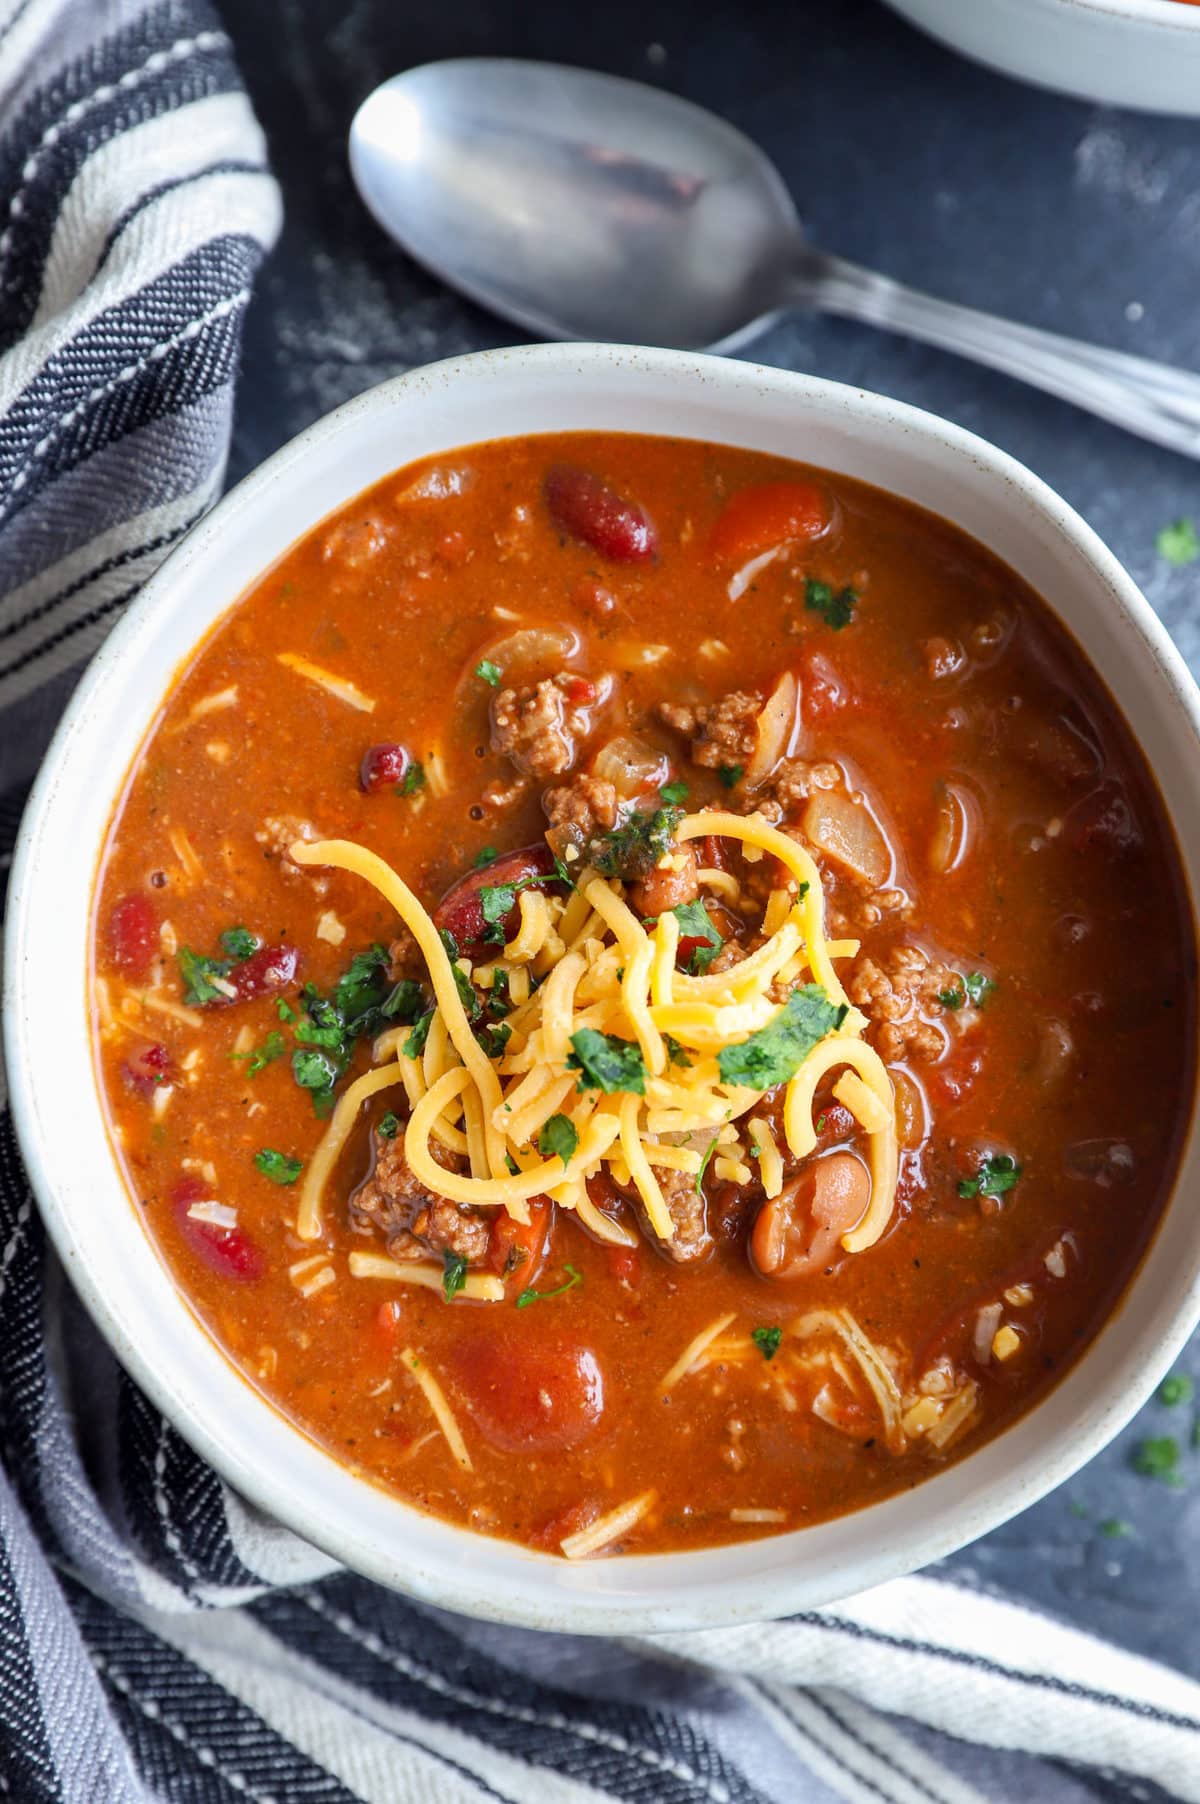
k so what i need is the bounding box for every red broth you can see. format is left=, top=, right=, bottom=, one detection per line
left=91, top=433, right=1196, bottom=1557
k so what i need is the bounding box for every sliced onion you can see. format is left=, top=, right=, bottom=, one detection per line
left=743, top=672, right=798, bottom=791
left=592, top=735, right=670, bottom=799
left=890, top=1067, right=928, bottom=1151
left=927, top=781, right=977, bottom=875
left=802, top=790, right=890, bottom=888
left=972, top=1302, right=1003, bottom=1364
left=476, top=625, right=581, bottom=679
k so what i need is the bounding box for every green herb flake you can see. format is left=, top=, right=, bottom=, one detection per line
left=660, top=779, right=689, bottom=806
left=592, top=804, right=684, bottom=881
left=276, top=998, right=296, bottom=1022
left=717, top=984, right=846, bottom=1090
left=673, top=898, right=724, bottom=975
left=489, top=968, right=511, bottom=1018
left=479, top=883, right=517, bottom=945
left=804, top=577, right=858, bottom=630
left=475, top=658, right=503, bottom=687
left=537, top=1113, right=579, bottom=1164
left=451, top=962, right=482, bottom=1023
left=381, top=978, right=423, bottom=1022
left=1099, top=1518, right=1133, bottom=1540
left=399, top=761, right=426, bottom=797
left=752, top=1325, right=783, bottom=1362
left=1157, top=518, right=1199, bottom=568
left=442, top=1249, right=468, bottom=1302
left=220, top=925, right=259, bottom=962
left=403, top=1010, right=434, bottom=1059
left=231, top=1028, right=287, bottom=1077
left=177, top=947, right=233, bottom=1007
left=1068, top=1498, right=1090, bottom=1519
left=516, top=1264, right=582, bottom=1309
left=378, top=1112, right=400, bottom=1140
left=1159, top=1373, right=1195, bottom=1408
left=567, top=1027, right=647, bottom=1095
left=473, top=846, right=499, bottom=869
left=1132, top=1435, right=1183, bottom=1485
left=665, top=1035, right=692, bottom=1069
left=254, top=1148, right=302, bottom=1185
left=957, top=1154, right=1022, bottom=1201
left=477, top=1021, right=512, bottom=1060
left=941, top=971, right=997, bottom=1009
left=695, top=1133, right=720, bottom=1196
left=717, top=764, right=743, bottom=790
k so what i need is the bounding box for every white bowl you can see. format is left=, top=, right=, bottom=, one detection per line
left=883, top=0, right=1200, bottom=114
left=6, top=344, right=1200, bottom=1632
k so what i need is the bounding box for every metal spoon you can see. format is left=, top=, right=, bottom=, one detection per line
left=350, top=58, right=1200, bottom=459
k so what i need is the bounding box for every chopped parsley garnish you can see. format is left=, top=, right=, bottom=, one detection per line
left=331, top=946, right=394, bottom=1031
left=403, top=1010, right=434, bottom=1058
left=442, top=1249, right=468, bottom=1302
left=717, top=764, right=743, bottom=789
left=1099, top=1518, right=1133, bottom=1540
left=276, top=998, right=296, bottom=1022
left=450, top=961, right=482, bottom=1022
left=291, top=1048, right=339, bottom=1115
left=938, top=971, right=996, bottom=1010
left=665, top=1035, right=692, bottom=1069
left=399, top=761, right=425, bottom=796
left=695, top=1132, right=720, bottom=1195
left=489, top=968, right=511, bottom=1018
left=567, top=1027, right=647, bottom=1095
left=381, top=978, right=423, bottom=1021
left=1160, top=1373, right=1195, bottom=1407
left=717, top=984, right=846, bottom=1090
left=178, top=947, right=234, bottom=1007
left=804, top=577, right=858, bottom=630
left=1132, top=1435, right=1183, bottom=1485
left=516, top=1264, right=582, bottom=1308
left=660, top=779, right=689, bottom=806
left=220, top=926, right=259, bottom=961
left=377, top=1112, right=400, bottom=1140
left=1157, top=517, right=1199, bottom=568
left=231, top=1028, right=286, bottom=1076
left=254, top=1148, right=302, bottom=1185
left=537, top=1113, right=579, bottom=1164
left=673, top=898, right=724, bottom=974
left=479, top=883, right=517, bottom=944
left=752, top=1325, right=783, bottom=1361
left=475, top=658, right=503, bottom=687
left=473, top=846, right=499, bottom=869
left=591, top=803, right=684, bottom=881
left=438, top=926, right=459, bottom=962
left=477, top=1021, right=511, bottom=1059
left=957, top=1154, right=1021, bottom=1201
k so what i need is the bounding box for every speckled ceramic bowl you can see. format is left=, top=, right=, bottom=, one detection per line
left=6, top=344, right=1200, bottom=1631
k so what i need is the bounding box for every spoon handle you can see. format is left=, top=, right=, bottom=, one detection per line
left=801, top=252, right=1200, bottom=460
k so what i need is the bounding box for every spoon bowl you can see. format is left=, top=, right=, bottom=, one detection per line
left=350, top=59, right=801, bottom=352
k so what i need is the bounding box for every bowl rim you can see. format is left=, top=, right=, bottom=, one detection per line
left=7, top=341, right=1200, bottom=1633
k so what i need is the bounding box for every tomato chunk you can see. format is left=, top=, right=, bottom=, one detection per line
left=711, top=481, right=831, bottom=562
left=122, top=1041, right=174, bottom=1099
left=544, top=465, right=657, bottom=563
left=108, top=893, right=158, bottom=977
left=488, top=1197, right=552, bottom=1280
left=448, top=1334, right=605, bottom=1453
left=435, top=843, right=561, bottom=955
left=172, top=1177, right=264, bottom=1282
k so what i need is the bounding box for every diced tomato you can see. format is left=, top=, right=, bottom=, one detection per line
left=435, top=843, right=562, bottom=956
left=562, top=674, right=597, bottom=706
left=121, top=1042, right=173, bottom=1099
left=488, top=1198, right=552, bottom=1280
left=696, top=833, right=730, bottom=871
left=604, top=1244, right=641, bottom=1285
left=107, top=893, right=158, bottom=977
left=711, top=480, right=831, bottom=562
left=544, top=465, right=657, bottom=563
left=216, top=942, right=299, bottom=1005
left=798, top=649, right=845, bottom=722
left=360, top=742, right=411, bottom=793
left=529, top=1498, right=599, bottom=1552
left=375, top=1300, right=401, bottom=1337
left=676, top=934, right=710, bottom=968
left=927, top=1047, right=984, bottom=1108
left=172, top=1177, right=264, bottom=1282
left=814, top=1101, right=855, bottom=1144
left=447, top=1334, right=606, bottom=1454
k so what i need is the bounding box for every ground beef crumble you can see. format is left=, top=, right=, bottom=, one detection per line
left=845, top=943, right=956, bottom=1064
left=491, top=672, right=596, bottom=779
left=652, top=1166, right=713, bottom=1263
left=352, top=1128, right=491, bottom=1263
left=542, top=773, right=619, bottom=857
left=658, top=691, right=761, bottom=769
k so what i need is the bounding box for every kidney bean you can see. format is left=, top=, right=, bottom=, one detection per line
left=107, top=893, right=158, bottom=977
left=220, top=943, right=299, bottom=1003
left=448, top=1334, right=605, bottom=1453
left=121, top=1042, right=173, bottom=1099
left=360, top=742, right=410, bottom=793
left=544, top=465, right=657, bottom=563
left=172, top=1178, right=264, bottom=1282
left=711, top=480, right=831, bottom=562
left=435, top=843, right=560, bottom=955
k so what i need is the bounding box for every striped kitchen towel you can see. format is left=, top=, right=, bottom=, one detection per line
left=2, top=3, right=1200, bottom=1801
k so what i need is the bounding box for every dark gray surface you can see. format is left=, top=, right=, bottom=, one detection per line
left=219, top=0, right=1200, bottom=1674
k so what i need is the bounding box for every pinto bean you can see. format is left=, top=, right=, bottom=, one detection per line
left=750, top=1152, right=871, bottom=1281
left=630, top=844, right=699, bottom=917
